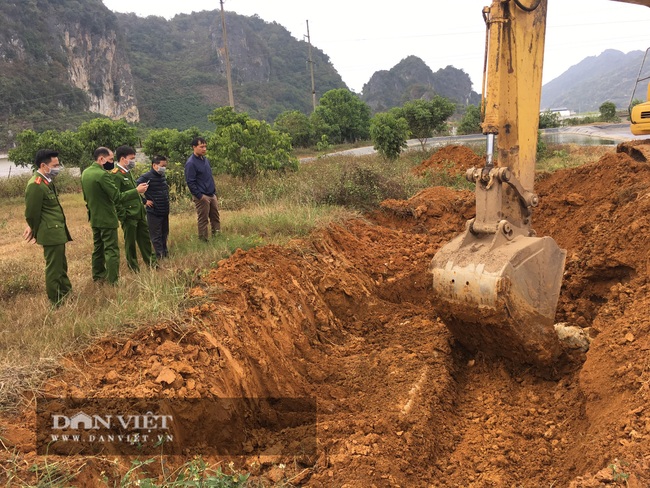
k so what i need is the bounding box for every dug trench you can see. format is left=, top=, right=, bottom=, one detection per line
left=2, top=144, right=650, bottom=487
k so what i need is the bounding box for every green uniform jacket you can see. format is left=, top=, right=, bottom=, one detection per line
left=81, top=163, right=136, bottom=228
left=24, top=173, right=72, bottom=246
left=110, top=166, right=146, bottom=222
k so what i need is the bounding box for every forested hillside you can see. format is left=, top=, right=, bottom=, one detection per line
left=541, top=49, right=646, bottom=112
left=0, top=0, right=346, bottom=149
left=0, top=0, right=135, bottom=149
left=117, top=11, right=346, bottom=130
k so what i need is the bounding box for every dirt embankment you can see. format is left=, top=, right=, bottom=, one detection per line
left=2, top=144, right=650, bottom=487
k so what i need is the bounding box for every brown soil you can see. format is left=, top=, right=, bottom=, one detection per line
left=2, top=144, right=650, bottom=487
left=412, top=144, right=485, bottom=176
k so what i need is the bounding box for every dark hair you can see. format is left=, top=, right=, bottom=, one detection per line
left=93, top=147, right=111, bottom=161
left=115, top=145, right=136, bottom=162
left=190, top=137, right=206, bottom=147
left=34, top=149, right=59, bottom=169
left=151, top=155, right=168, bottom=166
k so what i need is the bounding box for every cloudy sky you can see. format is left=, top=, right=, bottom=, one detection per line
left=102, top=0, right=650, bottom=93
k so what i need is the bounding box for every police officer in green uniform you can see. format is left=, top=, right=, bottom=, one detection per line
left=111, top=145, right=156, bottom=272
left=81, top=147, right=143, bottom=284
left=24, top=149, right=72, bottom=305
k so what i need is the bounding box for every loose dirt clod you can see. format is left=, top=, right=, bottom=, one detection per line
left=1, top=145, right=649, bottom=486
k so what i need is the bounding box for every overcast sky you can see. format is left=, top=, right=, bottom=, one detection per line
left=102, top=0, right=650, bottom=93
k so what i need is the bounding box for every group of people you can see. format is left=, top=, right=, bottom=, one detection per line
left=23, top=137, right=220, bottom=306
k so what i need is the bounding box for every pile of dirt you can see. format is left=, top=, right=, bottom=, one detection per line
left=2, top=144, right=650, bottom=486
left=412, top=144, right=485, bottom=176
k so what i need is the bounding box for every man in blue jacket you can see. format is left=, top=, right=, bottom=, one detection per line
left=137, top=155, right=170, bottom=259
left=184, top=137, right=220, bottom=241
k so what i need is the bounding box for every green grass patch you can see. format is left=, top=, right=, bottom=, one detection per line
left=536, top=144, right=614, bottom=174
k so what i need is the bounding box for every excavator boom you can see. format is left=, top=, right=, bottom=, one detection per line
left=431, top=0, right=565, bottom=367
left=611, top=0, right=650, bottom=6
left=430, top=0, right=650, bottom=367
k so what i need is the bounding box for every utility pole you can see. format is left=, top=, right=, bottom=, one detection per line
left=305, top=20, right=317, bottom=112
left=220, top=0, right=235, bottom=108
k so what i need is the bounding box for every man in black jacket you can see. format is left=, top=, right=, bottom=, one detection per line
left=137, top=156, right=170, bottom=259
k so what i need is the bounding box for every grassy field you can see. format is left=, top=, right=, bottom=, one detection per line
left=0, top=149, right=438, bottom=410
left=0, top=142, right=613, bottom=410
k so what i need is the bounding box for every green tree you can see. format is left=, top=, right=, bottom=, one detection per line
left=207, top=107, right=250, bottom=131
left=457, top=104, right=482, bottom=135
left=314, top=89, right=371, bottom=144
left=76, top=118, right=138, bottom=161
left=9, top=129, right=85, bottom=168
left=599, top=101, right=619, bottom=122
left=274, top=110, right=311, bottom=148
left=370, top=112, right=410, bottom=161
left=209, top=116, right=298, bottom=179
left=395, top=97, right=456, bottom=149
left=142, top=127, right=202, bottom=163
left=142, top=128, right=180, bottom=160
left=538, top=110, right=561, bottom=129
left=308, top=111, right=331, bottom=148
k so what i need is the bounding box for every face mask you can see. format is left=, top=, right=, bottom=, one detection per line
left=126, top=159, right=136, bottom=170
left=155, top=166, right=167, bottom=176
left=48, top=165, right=62, bottom=178
left=103, top=160, right=115, bottom=170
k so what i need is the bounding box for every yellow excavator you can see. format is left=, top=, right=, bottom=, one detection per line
left=430, top=0, right=650, bottom=367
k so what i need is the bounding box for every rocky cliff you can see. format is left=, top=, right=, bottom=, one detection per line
left=62, top=26, right=139, bottom=121
left=117, top=11, right=346, bottom=128
left=361, top=56, right=480, bottom=113
left=0, top=0, right=139, bottom=148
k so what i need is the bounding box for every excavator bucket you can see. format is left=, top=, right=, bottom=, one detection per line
left=429, top=0, right=568, bottom=368
left=430, top=226, right=566, bottom=367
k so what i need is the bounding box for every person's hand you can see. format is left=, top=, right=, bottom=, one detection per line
left=23, top=226, right=36, bottom=244
left=136, top=182, right=149, bottom=194
left=145, top=200, right=154, bottom=208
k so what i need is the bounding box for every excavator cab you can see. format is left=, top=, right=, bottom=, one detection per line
left=629, top=47, right=650, bottom=135
left=430, top=0, right=566, bottom=367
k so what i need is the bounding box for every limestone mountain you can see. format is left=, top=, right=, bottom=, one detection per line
left=0, top=0, right=138, bottom=148
left=0, top=0, right=345, bottom=149
left=541, top=49, right=645, bottom=113
left=360, top=56, right=481, bottom=113
left=116, top=11, right=345, bottom=130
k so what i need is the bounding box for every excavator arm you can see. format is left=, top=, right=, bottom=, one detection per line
left=611, top=0, right=650, bottom=6
left=430, top=0, right=650, bottom=367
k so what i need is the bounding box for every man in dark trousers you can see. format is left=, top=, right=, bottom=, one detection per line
left=184, top=137, right=220, bottom=241
left=137, top=155, right=170, bottom=259
left=24, top=149, right=72, bottom=305
left=81, top=147, right=146, bottom=284
left=111, top=145, right=156, bottom=272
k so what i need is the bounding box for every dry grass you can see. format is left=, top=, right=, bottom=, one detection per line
left=0, top=191, right=356, bottom=411
left=0, top=142, right=607, bottom=411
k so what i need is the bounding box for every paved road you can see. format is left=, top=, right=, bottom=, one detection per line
left=300, top=133, right=485, bottom=162
left=3, top=123, right=647, bottom=175
left=552, top=123, right=650, bottom=141
left=301, top=123, right=650, bottom=162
